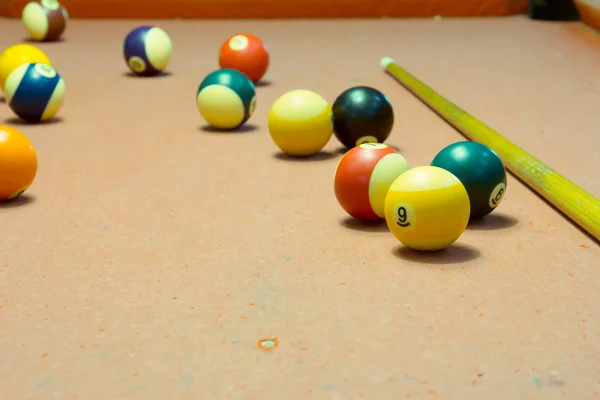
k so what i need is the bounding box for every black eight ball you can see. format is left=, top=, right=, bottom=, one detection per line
left=332, top=86, right=394, bottom=149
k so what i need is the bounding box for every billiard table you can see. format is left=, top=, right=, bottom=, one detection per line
left=0, top=15, right=599, bottom=399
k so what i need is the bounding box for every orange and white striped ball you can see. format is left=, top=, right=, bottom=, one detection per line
left=22, top=0, right=68, bottom=42
left=334, top=143, right=410, bottom=222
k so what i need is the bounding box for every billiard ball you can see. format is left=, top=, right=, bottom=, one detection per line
left=384, top=166, right=470, bottom=251
left=0, top=125, right=37, bottom=200
left=196, top=68, right=256, bottom=130
left=0, top=44, right=51, bottom=92
left=334, top=143, right=409, bottom=222
left=123, top=25, right=172, bottom=77
left=332, top=86, right=394, bottom=149
left=431, top=141, right=507, bottom=220
left=21, top=0, right=69, bottom=42
left=219, top=33, right=269, bottom=84
left=268, top=89, right=333, bottom=156
left=4, top=62, right=65, bottom=122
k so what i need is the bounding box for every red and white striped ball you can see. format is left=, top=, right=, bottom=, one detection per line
left=22, top=0, right=68, bottom=42
left=334, top=143, right=410, bottom=222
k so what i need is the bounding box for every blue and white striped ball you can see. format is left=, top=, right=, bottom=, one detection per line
left=4, top=62, right=65, bottom=122
left=123, top=26, right=172, bottom=76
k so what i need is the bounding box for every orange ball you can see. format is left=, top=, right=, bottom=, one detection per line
left=218, top=33, right=269, bottom=84
left=0, top=125, right=38, bottom=200
left=334, top=143, right=409, bottom=222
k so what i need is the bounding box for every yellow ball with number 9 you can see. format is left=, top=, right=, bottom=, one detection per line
left=384, top=165, right=471, bottom=251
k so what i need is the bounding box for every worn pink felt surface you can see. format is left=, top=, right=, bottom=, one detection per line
left=0, top=16, right=599, bottom=399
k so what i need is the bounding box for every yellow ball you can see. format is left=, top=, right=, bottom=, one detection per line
left=0, top=44, right=51, bottom=92
left=384, top=165, right=471, bottom=251
left=268, top=89, right=333, bottom=156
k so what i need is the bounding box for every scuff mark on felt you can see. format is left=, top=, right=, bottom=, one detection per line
left=182, top=370, right=193, bottom=386
left=257, top=338, right=278, bottom=351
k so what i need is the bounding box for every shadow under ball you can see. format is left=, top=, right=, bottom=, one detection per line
left=332, top=86, right=394, bottom=149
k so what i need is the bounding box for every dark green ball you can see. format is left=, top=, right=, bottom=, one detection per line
left=197, top=68, right=256, bottom=129
left=431, top=141, right=507, bottom=220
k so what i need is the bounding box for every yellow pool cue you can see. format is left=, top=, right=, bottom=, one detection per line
left=380, top=56, right=600, bottom=242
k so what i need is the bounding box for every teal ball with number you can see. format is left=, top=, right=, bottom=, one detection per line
left=431, top=141, right=507, bottom=220
left=4, top=62, right=65, bottom=123
left=196, top=68, right=256, bottom=130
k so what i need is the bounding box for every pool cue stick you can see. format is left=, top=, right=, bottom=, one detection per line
left=380, top=56, right=600, bottom=242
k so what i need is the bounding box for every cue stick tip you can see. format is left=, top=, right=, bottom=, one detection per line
left=380, top=56, right=395, bottom=69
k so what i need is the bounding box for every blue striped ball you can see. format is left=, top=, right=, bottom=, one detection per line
left=4, top=62, right=65, bottom=122
left=123, top=26, right=172, bottom=77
